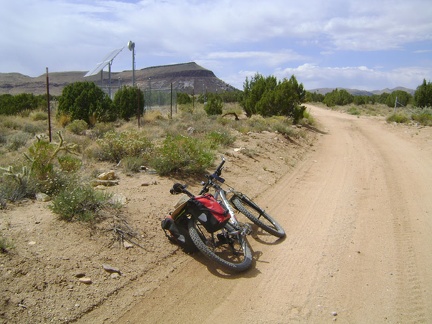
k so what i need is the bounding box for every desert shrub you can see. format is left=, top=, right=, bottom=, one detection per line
left=143, top=110, right=166, bottom=123
left=247, top=115, right=270, bottom=132
left=347, top=106, right=361, bottom=116
left=2, top=118, right=21, bottom=130
left=0, top=134, right=6, bottom=145
left=122, top=156, right=145, bottom=173
left=270, top=120, right=296, bottom=137
left=7, top=132, right=30, bottom=151
left=91, top=122, right=115, bottom=139
left=96, top=130, right=153, bottom=163
left=411, top=108, right=432, bottom=126
left=0, top=235, right=13, bottom=253
left=66, top=119, right=88, bottom=135
left=58, top=114, right=71, bottom=127
left=30, top=111, right=48, bottom=121
left=49, top=184, right=114, bottom=222
left=300, top=109, right=316, bottom=125
left=204, top=95, right=223, bottom=115
left=24, top=132, right=80, bottom=195
left=23, top=122, right=45, bottom=135
left=150, top=134, right=214, bottom=175
left=58, top=155, right=82, bottom=173
left=0, top=166, right=37, bottom=202
left=205, top=130, right=236, bottom=149
left=386, top=113, right=409, bottom=124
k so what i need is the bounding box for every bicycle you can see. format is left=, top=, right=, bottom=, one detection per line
left=201, top=157, right=286, bottom=238
left=165, top=180, right=253, bottom=273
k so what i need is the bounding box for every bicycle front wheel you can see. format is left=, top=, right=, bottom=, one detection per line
left=231, top=194, right=286, bottom=238
left=188, top=219, right=252, bottom=273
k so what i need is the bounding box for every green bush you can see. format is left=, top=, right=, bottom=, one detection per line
left=91, top=122, right=115, bottom=139
left=0, top=236, right=13, bottom=253
left=96, top=130, right=153, bottom=163
left=347, top=106, right=361, bottom=116
left=150, top=134, right=214, bottom=175
left=49, top=184, right=113, bottom=222
left=7, top=132, right=30, bottom=151
left=122, top=156, right=145, bottom=173
left=58, top=81, right=115, bottom=124
left=412, top=108, right=432, bottom=126
left=0, top=166, right=37, bottom=202
left=66, top=119, right=88, bottom=135
left=2, top=118, right=21, bottom=130
left=414, top=79, right=432, bottom=107
left=23, top=122, right=45, bottom=135
left=204, top=96, right=223, bottom=115
left=24, top=132, right=80, bottom=195
left=242, top=74, right=306, bottom=119
left=30, top=111, right=48, bottom=121
left=177, top=92, right=192, bottom=105
left=113, top=86, right=144, bottom=121
left=58, top=155, right=82, bottom=173
left=386, top=113, right=409, bottom=124
left=205, top=130, right=236, bottom=149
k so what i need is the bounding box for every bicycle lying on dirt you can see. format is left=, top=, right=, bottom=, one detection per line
left=161, top=157, right=285, bottom=272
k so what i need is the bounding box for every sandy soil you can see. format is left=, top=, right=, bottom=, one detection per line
left=1, top=104, right=432, bottom=323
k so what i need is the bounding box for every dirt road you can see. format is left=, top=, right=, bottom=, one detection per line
left=101, top=105, right=432, bottom=323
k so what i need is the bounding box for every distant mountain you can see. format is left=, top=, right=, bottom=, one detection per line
left=0, top=62, right=237, bottom=96
left=308, top=87, right=415, bottom=96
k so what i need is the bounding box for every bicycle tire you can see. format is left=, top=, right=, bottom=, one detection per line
left=188, top=219, right=252, bottom=273
left=231, top=195, right=286, bottom=238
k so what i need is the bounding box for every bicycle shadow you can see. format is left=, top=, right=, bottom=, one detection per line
left=249, top=225, right=287, bottom=245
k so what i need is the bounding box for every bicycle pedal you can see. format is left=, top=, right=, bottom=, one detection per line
left=242, top=223, right=252, bottom=235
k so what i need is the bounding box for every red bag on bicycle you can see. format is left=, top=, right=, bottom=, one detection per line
left=189, top=194, right=230, bottom=233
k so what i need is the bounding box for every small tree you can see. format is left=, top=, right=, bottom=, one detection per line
left=385, top=90, right=412, bottom=108
left=414, top=79, right=432, bottom=108
left=177, top=92, right=192, bottom=105
left=323, top=89, right=353, bottom=107
left=113, top=86, right=144, bottom=121
left=58, top=82, right=115, bottom=124
left=241, top=73, right=306, bottom=122
left=204, top=94, right=223, bottom=115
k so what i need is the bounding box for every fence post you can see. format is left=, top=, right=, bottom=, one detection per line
left=46, top=67, right=52, bottom=142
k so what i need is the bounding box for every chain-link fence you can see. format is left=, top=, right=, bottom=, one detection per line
left=100, top=83, right=179, bottom=117
left=143, top=88, right=178, bottom=116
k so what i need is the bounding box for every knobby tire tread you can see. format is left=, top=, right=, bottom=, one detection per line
left=231, top=195, right=286, bottom=238
left=188, top=219, right=252, bottom=273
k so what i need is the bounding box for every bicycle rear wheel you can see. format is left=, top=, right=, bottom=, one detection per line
left=188, top=219, right=252, bottom=273
left=231, top=194, right=285, bottom=238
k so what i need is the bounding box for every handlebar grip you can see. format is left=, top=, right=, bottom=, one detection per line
left=215, top=157, right=226, bottom=175
left=170, top=183, right=186, bottom=194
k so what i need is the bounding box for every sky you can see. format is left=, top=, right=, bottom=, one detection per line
left=1, top=0, right=431, bottom=91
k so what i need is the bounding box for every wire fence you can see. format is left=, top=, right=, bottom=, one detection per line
left=99, top=84, right=179, bottom=116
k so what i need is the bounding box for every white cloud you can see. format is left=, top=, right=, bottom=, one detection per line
left=0, top=0, right=431, bottom=90
left=276, top=63, right=432, bottom=90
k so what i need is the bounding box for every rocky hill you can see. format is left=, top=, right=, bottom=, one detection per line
left=309, top=86, right=415, bottom=96
left=0, top=62, right=237, bottom=96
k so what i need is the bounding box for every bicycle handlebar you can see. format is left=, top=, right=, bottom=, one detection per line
left=170, top=157, right=227, bottom=197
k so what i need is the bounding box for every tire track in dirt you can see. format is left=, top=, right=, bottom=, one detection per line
left=359, top=120, right=432, bottom=323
